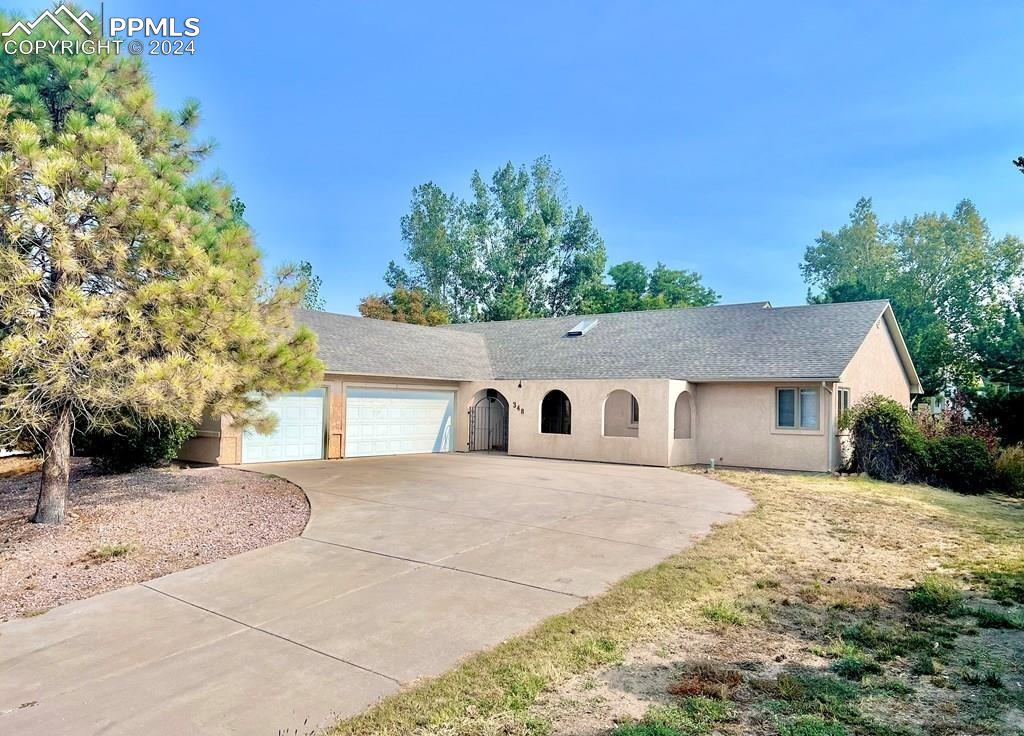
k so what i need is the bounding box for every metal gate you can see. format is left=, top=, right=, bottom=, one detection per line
left=469, top=396, right=508, bottom=452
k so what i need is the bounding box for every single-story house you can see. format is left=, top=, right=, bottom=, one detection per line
left=178, top=299, right=921, bottom=472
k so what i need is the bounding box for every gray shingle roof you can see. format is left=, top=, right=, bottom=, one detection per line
left=295, top=309, right=492, bottom=380
left=297, top=300, right=898, bottom=383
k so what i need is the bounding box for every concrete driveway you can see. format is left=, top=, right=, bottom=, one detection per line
left=0, top=453, right=751, bottom=735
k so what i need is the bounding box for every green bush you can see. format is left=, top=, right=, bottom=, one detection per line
left=995, top=445, right=1024, bottom=497
left=79, top=418, right=197, bottom=473
left=841, top=395, right=926, bottom=483
left=925, top=435, right=995, bottom=494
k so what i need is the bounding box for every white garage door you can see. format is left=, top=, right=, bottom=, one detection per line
left=345, top=388, right=455, bottom=457
left=241, top=388, right=326, bottom=464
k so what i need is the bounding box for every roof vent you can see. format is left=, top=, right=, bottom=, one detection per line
left=566, top=318, right=598, bottom=337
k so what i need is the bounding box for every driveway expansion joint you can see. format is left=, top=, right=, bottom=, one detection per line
left=301, top=535, right=587, bottom=600
left=139, top=582, right=403, bottom=685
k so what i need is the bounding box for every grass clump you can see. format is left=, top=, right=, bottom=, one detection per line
left=611, top=698, right=733, bottom=736
left=778, top=715, right=849, bottom=736
left=830, top=653, right=883, bottom=681
left=86, top=543, right=134, bottom=561
left=907, top=575, right=963, bottom=615
left=967, top=605, right=1024, bottom=630
left=909, top=653, right=937, bottom=676
left=761, top=672, right=860, bottom=721
left=700, top=600, right=748, bottom=626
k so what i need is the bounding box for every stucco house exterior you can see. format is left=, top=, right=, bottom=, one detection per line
left=178, top=299, right=921, bottom=472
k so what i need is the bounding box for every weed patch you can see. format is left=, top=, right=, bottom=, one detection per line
left=700, top=600, right=748, bottom=626
left=908, top=576, right=964, bottom=615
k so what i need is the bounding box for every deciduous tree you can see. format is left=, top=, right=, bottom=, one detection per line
left=802, top=198, right=1022, bottom=395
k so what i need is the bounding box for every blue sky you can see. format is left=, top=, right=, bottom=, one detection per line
left=8, top=1, right=1024, bottom=313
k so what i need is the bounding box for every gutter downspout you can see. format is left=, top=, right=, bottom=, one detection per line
left=823, top=381, right=834, bottom=473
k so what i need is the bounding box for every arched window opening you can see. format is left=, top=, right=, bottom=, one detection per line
left=603, top=390, right=639, bottom=438
left=540, top=390, right=571, bottom=434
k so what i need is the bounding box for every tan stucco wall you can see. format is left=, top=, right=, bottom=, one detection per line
left=457, top=379, right=682, bottom=466
left=832, top=314, right=915, bottom=468
left=181, top=316, right=914, bottom=473
left=693, top=382, right=831, bottom=472
left=840, top=316, right=912, bottom=408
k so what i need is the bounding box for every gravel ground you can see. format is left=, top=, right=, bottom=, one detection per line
left=0, top=457, right=309, bottom=622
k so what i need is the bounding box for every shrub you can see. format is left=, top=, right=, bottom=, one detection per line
left=925, top=435, right=995, bottom=494
left=995, top=445, right=1024, bottom=497
left=80, top=418, right=197, bottom=473
left=908, top=576, right=963, bottom=615
left=841, top=395, right=926, bottom=483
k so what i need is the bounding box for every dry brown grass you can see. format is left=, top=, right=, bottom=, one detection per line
left=327, top=470, right=1024, bottom=736
left=0, top=455, right=41, bottom=479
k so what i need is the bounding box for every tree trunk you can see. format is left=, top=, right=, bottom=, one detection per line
left=33, top=405, right=72, bottom=524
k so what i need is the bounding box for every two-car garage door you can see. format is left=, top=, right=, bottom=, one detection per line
left=344, top=387, right=454, bottom=458
left=241, top=386, right=455, bottom=463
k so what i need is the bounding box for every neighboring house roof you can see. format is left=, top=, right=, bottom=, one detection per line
left=296, top=299, right=922, bottom=392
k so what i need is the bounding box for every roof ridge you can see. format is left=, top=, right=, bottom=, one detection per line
left=439, top=300, right=773, bottom=329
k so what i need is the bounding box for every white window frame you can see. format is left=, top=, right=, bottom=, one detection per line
left=774, top=386, right=821, bottom=432
left=837, top=387, right=851, bottom=416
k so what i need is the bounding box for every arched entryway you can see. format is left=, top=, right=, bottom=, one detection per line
left=469, top=389, right=509, bottom=452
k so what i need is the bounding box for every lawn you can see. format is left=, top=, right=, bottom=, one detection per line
left=327, top=469, right=1024, bottom=736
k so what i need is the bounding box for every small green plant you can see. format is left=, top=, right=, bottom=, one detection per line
left=767, top=673, right=860, bottom=721
left=778, top=715, right=849, bottom=736
left=981, top=670, right=1004, bottom=688
left=910, top=653, right=937, bottom=676
left=86, top=543, right=134, bottom=561
left=612, top=698, right=732, bottom=736
left=961, top=669, right=983, bottom=686
left=868, top=677, right=915, bottom=696
left=610, top=724, right=681, bottom=736
left=700, top=600, right=748, bottom=626
left=908, top=576, right=963, bottom=615
left=831, top=653, right=883, bottom=681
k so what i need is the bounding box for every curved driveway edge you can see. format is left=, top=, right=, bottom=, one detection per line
left=0, top=454, right=751, bottom=735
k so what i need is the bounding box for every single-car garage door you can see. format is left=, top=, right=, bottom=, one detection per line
left=241, top=388, right=326, bottom=464
left=345, top=387, right=455, bottom=457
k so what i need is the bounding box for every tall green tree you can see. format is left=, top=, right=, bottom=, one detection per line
left=802, top=198, right=1023, bottom=395
left=373, top=157, right=607, bottom=321
left=297, top=261, right=325, bottom=310
left=583, top=260, right=719, bottom=313
left=365, top=157, right=717, bottom=323
left=0, top=15, right=322, bottom=523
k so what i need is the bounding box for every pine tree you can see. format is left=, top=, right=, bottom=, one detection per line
left=0, top=15, right=323, bottom=523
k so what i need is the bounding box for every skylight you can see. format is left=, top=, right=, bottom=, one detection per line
left=566, top=318, right=598, bottom=337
